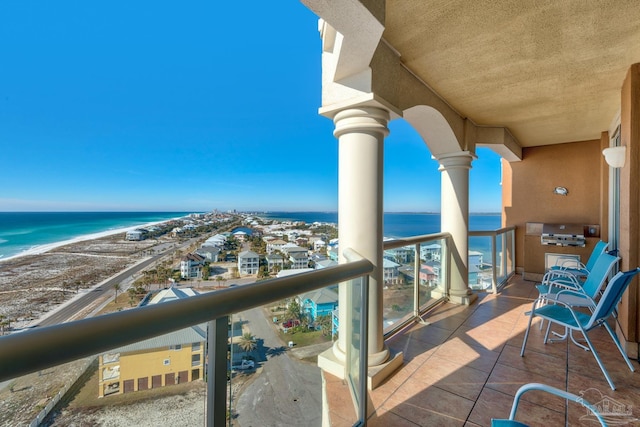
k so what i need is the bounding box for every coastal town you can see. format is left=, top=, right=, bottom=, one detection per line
left=0, top=210, right=484, bottom=426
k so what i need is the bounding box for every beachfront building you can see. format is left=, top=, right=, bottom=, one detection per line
left=266, top=238, right=287, bottom=254
left=98, top=288, right=205, bottom=397
left=196, top=245, right=220, bottom=262
left=179, top=253, right=205, bottom=279
left=237, top=250, right=259, bottom=275
left=297, top=288, right=339, bottom=323
left=125, top=229, right=144, bottom=241
left=382, top=258, right=400, bottom=285
left=289, top=251, right=309, bottom=269
left=265, top=253, right=284, bottom=273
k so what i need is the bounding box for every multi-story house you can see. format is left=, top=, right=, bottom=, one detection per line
left=179, top=253, right=205, bottom=279
left=265, top=253, right=284, bottom=273
left=289, top=251, right=309, bottom=269
left=237, top=250, right=259, bottom=275
left=98, top=288, right=205, bottom=397
left=382, top=258, right=400, bottom=285
left=297, top=288, right=338, bottom=322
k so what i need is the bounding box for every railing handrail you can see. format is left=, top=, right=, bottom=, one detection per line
left=383, top=232, right=451, bottom=250
left=469, top=226, right=515, bottom=237
left=0, top=248, right=373, bottom=382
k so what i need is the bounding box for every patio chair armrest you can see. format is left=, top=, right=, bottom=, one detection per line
left=547, top=275, right=581, bottom=290
left=504, top=383, right=606, bottom=426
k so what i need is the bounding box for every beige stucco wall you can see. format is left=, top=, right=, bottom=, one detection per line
left=502, top=139, right=606, bottom=275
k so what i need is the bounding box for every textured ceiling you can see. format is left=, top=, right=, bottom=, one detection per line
left=384, top=0, right=640, bottom=147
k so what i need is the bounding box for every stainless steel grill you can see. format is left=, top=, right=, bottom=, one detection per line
left=540, top=223, right=585, bottom=247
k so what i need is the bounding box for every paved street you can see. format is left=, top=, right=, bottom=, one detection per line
left=234, top=307, right=323, bottom=427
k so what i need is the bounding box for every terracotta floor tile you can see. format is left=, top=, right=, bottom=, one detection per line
left=433, top=335, right=501, bottom=373
left=325, top=275, right=640, bottom=426
left=499, top=343, right=568, bottom=381
left=485, top=364, right=567, bottom=412
left=467, top=387, right=517, bottom=426
left=450, top=322, right=513, bottom=352
left=383, top=385, right=474, bottom=426
left=412, top=354, right=490, bottom=401
left=367, top=408, right=419, bottom=426
left=403, top=322, right=454, bottom=346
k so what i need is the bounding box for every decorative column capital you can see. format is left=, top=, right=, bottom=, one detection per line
left=435, top=151, right=476, bottom=171
left=333, top=107, right=390, bottom=139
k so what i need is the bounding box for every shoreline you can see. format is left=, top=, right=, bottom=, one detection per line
left=0, top=217, right=184, bottom=263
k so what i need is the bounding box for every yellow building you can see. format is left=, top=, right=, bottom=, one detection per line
left=98, top=288, right=206, bottom=397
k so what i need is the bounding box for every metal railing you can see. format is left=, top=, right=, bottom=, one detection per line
left=0, top=248, right=374, bottom=427
left=469, top=226, right=516, bottom=293
left=0, top=227, right=513, bottom=426
left=382, top=232, right=452, bottom=337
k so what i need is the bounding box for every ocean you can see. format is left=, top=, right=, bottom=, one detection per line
left=0, top=212, right=190, bottom=260
left=0, top=211, right=502, bottom=262
left=259, top=211, right=501, bottom=236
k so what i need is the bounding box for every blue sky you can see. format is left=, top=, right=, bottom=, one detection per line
left=0, top=2, right=502, bottom=213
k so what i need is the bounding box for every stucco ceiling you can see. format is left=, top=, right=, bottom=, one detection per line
left=384, top=0, right=640, bottom=147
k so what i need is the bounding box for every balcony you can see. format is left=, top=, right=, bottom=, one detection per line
left=326, top=274, right=640, bottom=425
left=1, top=230, right=638, bottom=426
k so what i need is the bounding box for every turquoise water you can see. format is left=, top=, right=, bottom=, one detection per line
left=0, top=211, right=502, bottom=261
left=0, top=212, right=190, bottom=259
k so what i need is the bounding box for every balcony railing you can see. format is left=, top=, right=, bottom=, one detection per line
left=0, top=248, right=373, bottom=427
left=382, top=232, right=451, bottom=337
left=469, top=226, right=516, bottom=293
left=0, top=227, right=512, bottom=426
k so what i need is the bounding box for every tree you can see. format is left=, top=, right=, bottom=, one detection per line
left=316, top=314, right=332, bottom=337
left=215, top=276, right=223, bottom=287
left=238, top=332, right=257, bottom=353
left=114, top=283, right=122, bottom=303
left=285, top=300, right=302, bottom=322
left=202, top=264, right=210, bottom=281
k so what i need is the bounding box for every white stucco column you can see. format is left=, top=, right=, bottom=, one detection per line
left=437, top=151, right=477, bottom=305
left=333, top=106, right=390, bottom=367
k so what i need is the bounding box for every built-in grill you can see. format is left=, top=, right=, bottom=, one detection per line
left=540, top=223, right=586, bottom=247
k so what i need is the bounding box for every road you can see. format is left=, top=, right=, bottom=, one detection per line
left=233, top=307, right=323, bottom=427
left=38, top=240, right=197, bottom=326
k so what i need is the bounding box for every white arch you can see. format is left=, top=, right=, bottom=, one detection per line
left=403, top=105, right=463, bottom=157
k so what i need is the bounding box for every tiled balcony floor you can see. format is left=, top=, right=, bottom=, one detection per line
left=326, top=275, right=640, bottom=426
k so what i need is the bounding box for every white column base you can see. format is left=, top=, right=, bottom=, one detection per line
left=448, top=291, right=478, bottom=306
left=317, top=343, right=403, bottom=390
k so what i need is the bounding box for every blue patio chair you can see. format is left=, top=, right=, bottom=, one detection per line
left=547, top=240, right=608, bottom=280
left=491, top=383, right=606, bottom=426
left=521, top=268, right=640, bottom=390
left=535, top=252, right=619, bottom=347
left=536, top=252, right=619, bottom=304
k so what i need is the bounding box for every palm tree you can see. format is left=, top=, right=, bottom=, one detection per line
left=114, top=283, right=122, bottom=302
left=316, top=314, right=332, bottom=337
left=238, top=333, right=257, bottom=353
left=285, top=300, right=302, bottom=323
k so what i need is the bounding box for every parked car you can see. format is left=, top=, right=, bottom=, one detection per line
left=231, top=359, right=255, bottom=371
left=282, top=319, right=300, bottom=328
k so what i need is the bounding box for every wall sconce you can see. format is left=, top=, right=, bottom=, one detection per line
left=602, top=146, right=626, bottom=168
left=553, top=186, right=568, bottom=196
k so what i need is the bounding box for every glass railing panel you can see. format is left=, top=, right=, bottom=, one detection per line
left=469, top=234, right=495, bottom=291
left=345, top=276, right=366, bottom=425
left=382, top=245, right=417, bottom=334
left=418, top=237, right=448, bottom=310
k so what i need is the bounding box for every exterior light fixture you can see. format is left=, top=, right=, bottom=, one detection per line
left=603, top=146, right=626, bottom=168
left=553, top=186, right=568, bottom=196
